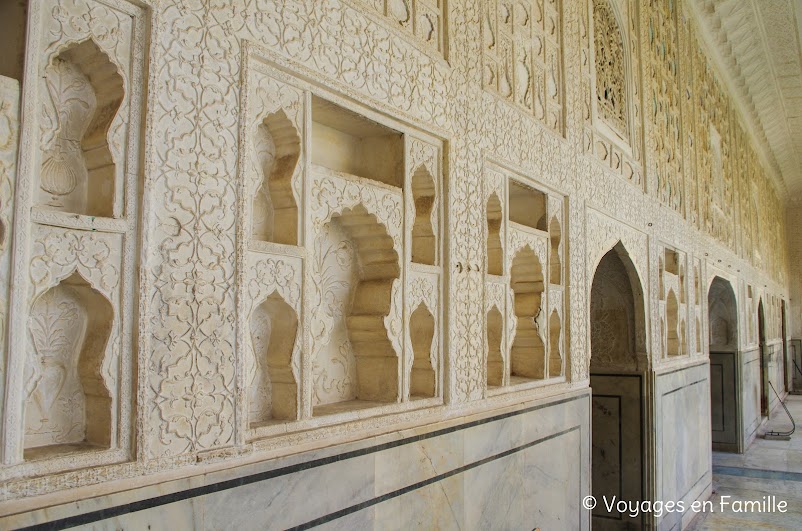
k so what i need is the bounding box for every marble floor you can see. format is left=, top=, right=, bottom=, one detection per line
left=688, top=394, right=802, bottom=530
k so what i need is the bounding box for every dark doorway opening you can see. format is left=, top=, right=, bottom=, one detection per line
left=589, top=242, right=650, bottom=530
left=707, top=277, right=739, bottom=452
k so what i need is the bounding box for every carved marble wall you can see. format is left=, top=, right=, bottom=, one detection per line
left=0, top=0, right=792, bottom=517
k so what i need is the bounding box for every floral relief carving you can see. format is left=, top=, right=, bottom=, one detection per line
left=0, top=0, right=793, bottom=506
left=592, top=0, right=627, bottom=135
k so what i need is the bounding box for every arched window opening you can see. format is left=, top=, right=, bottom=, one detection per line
left=487, top=306, right=504, bottom=387
left=509, top=246, right=545, bottom=381
left=486, top=193, right=503, bottom=276
left=409, top=303, right=435, bottom=398
left=411, top=165, right=436, bottom=265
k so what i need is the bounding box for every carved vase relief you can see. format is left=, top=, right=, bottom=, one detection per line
left=24, top=272, right=113, bottom=458
left=39, top=40, right=124, bottom=218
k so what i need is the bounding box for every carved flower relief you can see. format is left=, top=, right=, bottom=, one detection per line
left=29, top=230, right=120, bottom=296
left=40, top=59, right=96, bottom=198
left=310, top=223, right=358, bottom=405
left=24, top=286, right=88, bottom=446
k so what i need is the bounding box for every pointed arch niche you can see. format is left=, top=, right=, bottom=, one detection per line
left=666, top=289, right=680, bottom=357
left=38, top=40, right=124, bottom=218
left=24, top=271, right=113, bottom=460
left=486, top=193, right=503, bottom=276
left=589, top=242, right=646, bottom=372
left=487, top=305, right=504, bottom=387
left=548, top=309, right=562, bottom=377
left=411, top=165, right=436, bottom=265
left=509, top=246, right=545, bottom=381
left=549, top=216, right=562, bottom=285
left=252, top=109, right=300, bottom=245
left=313, top=205, right=401, bottom=414
left=409, top=303, right=435, bottom=398
left=249, top=291, right=299, bottom=425
left=589, top=243, right=650, bottom=529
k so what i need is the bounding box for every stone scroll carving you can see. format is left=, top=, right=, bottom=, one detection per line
left=3, top=0, right=147, bottom=476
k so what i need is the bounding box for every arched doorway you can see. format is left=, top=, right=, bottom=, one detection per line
left=758, top=300, right=768, bottom=417
left=590, top=242, right=650, bottom=530
left=707, top=277, right=739, bottom=452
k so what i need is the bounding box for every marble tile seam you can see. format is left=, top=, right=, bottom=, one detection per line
left=14, top=394, right=588, bottom=531
left=287, top=425, right=581, bottom=531
left=713, top=465, right=802, bottom=483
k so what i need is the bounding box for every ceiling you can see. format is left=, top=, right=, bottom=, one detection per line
left=688, top=0, right=802, bottom=204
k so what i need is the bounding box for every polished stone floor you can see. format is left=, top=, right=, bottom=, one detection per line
left=689, top=394, right=802, bottom=529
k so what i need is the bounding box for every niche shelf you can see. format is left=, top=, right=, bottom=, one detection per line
left=509, top=179, right=548, bottom=232
left=252, top=109, right=300, bottom=245
left=249, top=291, right=299, bottom=426
left=509, top=246, right=546, bottom=382
left=242, top=62, right=444, bottom=434
left=482, top=162, right=567, bottom=392
left=24, top=272, right=113, bottom=461
left=313, top=205, right=401, bottom=416
left=311, top=95, right=403, bottom=188
left=38, top=39, right=124, bottom=218
left=411, top=165, right=436, bottom=265
left=409, top=303, right=436, bottom=399
left=486, top=306, right=504, bottom=387
left=486, top=193, right=504, bottom=276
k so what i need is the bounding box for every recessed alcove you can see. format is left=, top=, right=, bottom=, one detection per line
left=249, top=291, right=298, bottom=426
left=549, top=309, right=562, bottom=377
left=679, top=265, right=686, bottom=303
left=24, top=272, right=113, bottom=460
left=486, top=193, right=503, bottom=275
left=509, top=180, right=547, bottom=231
left=252, top=109, right=300, bottom=245
left=409, top=303, right=435, bottom=399
left=658, top=256, right=665, bottom=298
left=509, top=246, right=545, bottom=381
left=411, top=165, right=436, bottom=265
left=487, top=306, right=504, bottom=387
left=313, top=205, right=401, bottom=416
left=666, top=289, right=679, bottom=357
left=664, top=248, right=679, bottom=275
left=549, top=217, right=562, bottom=285
left=39, top=39, right=123, bottom=218
left=311, top=96, right=403, bottom=187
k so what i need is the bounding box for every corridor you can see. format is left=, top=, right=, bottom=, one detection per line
left=690, top=395, right=802, bottom=529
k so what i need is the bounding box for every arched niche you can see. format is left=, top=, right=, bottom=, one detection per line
left=409, top=303, right=435, bottom=398
left=252, top=109, right=300, bottom=245
left=486, top=305, right=504, bottom=387
left=509, top=246, right=545, bottom=381
left=249, top=291, right=298, bottom=425
left=24, top=271, right=113, bottom=459
left=589, top=242, right=647, bottom=372
left=708, top=277, right=737, bottom=351
left=666, top=289, right=680, bottom=357
left=549, top=216, right=562, bottom=285
left=411, top=165, right=436, bottom=265
left=314, top=204, right=400, bottom=412
left=39, top=39, right=124, bottom=218
left=658, top=256, right=664, bottom=299
left=548, top=309, right=562, bottom=377
left=486, top=193, right=503, bottom=276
